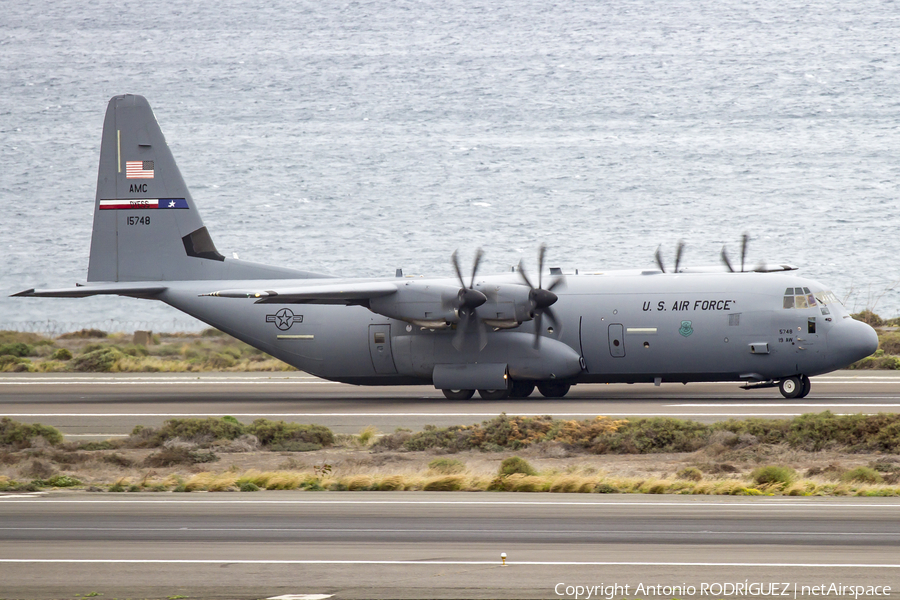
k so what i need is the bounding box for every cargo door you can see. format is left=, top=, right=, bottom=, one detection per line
left=368, top=324, right=397, bottom=374
left=608, top=323, right=625, bottom=357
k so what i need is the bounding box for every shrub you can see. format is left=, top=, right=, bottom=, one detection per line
left=750, top=466, right=797, bottom=486
left=358, top=425, right=378, bottom=446
left=499, top=456, right=537, bottom=477
left=371, top=429, right=412, bottom=451
left=121, top=344, right=149, bottom=357
left=246, top=419, right=334, bottom=450
left=878, top=332, right=900, bottom=356
left=42, top=474, right=81, bottom=487
left=428, top=458, right=466, bottom=474
left=592, top=417, right=710, bottom=453
left=676, top=467, right=703, bottom=481
left=239, top=481, right=260, bottom=492
left=851, top=310, right=883, bottom=327
left=201, top=328, right=227, bottom=337
left=58, top=329, right=108, bottom=339
left=205, top=352, right=236, bottom=369
left=841, top=467, right=884, bottom=484
left=0, top=342, right=34, bottom=357
left=0, top=418, right=63, bottom=448
left=594, top=483, right=619, bottom=494
left=136, top=417, right=245, bottom=447
left=26, top=460, right=55, bottom=479
left=72, top=347, right=123, bottom=372
left=143, top=447, right=220, bottom=467
left=50, top=348, right=73, bottom=361
left=102, top=454, right=134, bottom=468
left=0, top=356, right=34, bottom=372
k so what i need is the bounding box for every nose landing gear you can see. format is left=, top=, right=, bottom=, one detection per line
left=779, top=375, right=811, bottom=398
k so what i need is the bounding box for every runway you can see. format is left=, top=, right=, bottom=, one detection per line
left=1, top=370, right=899, bottom=437
left=0, top=492, right=898, bottom=599
left=2, top=375, right=900, bottom=598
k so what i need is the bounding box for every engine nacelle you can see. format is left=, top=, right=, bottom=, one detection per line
left=367, top=281, right=461, bottom=327
left=475, top=283, right=535, bottom=327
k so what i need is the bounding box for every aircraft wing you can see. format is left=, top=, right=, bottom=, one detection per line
left=201, top=281, right=399, bottom=305
left=12, top=283, right=167, bottom=299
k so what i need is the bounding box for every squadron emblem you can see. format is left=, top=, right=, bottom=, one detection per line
left=679, top=320, right=693, bottom=337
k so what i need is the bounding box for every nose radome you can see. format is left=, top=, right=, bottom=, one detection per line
left=861, top=319, right=880, bottom=357
left=831, top=318, right=879, bottom=364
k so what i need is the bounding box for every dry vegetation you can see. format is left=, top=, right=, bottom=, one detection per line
left=0, top=328, right=295, bottom=373
left=2, top=414, right=900, bottom=496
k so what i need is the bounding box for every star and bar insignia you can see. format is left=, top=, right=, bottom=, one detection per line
left=266, top=308, right=303, bottom=331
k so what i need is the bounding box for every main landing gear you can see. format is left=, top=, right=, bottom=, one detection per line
left=440, top=381, right=572, bottom=400
left=779, top=375, right=811, bottom=399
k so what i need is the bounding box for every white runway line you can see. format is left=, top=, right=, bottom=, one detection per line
left=0, top=559, right=897, bottom=568
left=0, top=527, right=894, bottom=536
left=2, top=498, right=899, bottom=508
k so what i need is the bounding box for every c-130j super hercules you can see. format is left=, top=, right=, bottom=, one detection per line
left=16, top=95, right=879, bottom=399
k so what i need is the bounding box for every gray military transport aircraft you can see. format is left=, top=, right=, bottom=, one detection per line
left=15, top=95, right=879, bottom=399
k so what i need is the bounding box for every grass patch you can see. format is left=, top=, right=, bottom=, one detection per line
left=499, top=456, right=537, bottom=476
left=428, top=457, right=466, bottom=474
left=750, top=465, right=797, bottom=486
left=841, top=466, right=884, bottom=484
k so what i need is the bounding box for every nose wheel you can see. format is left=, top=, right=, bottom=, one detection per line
left=779, top=375, right=811, bottom=398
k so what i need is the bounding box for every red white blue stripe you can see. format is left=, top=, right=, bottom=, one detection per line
left=99, top=198, right=188, bottom=210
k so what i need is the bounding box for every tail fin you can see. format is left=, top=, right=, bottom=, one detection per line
left=87, top=94, right=224, bottom=282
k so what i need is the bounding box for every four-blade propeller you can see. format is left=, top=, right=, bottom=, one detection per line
left=516, top=244, right=564, bottom=349
left=450, top=249, right=488, bottom=351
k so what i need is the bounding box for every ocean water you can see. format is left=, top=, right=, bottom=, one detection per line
left=2, top=0, right=899, bottom=333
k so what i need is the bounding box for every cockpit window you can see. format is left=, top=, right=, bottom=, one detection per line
left=813, top=291, right=842, bottom=306
left=785, top=289, right=840, bottom=310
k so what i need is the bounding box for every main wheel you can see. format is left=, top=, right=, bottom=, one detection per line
left=537, top=382, right=571, bottom=398
left=509, top=381, right=536, bottom=399
left=442, top=389, right=475, bottom=400
left=799, top=375, right=811, bottom=398
left=779, top=376, right=802, bottom=399
left=478, top=389, right=510, bottom=400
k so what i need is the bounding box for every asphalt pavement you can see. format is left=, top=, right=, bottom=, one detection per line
left=0, top=492, right=898, bottom=599
left=1, top=370, right=899, bottom=436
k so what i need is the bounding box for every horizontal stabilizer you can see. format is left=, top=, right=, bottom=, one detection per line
left=12, top=283, right=167, bottom=299
left=200, top=281, right=398, bottom=304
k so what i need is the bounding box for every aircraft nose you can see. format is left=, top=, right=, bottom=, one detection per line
left=830, top=318, right=879, bottom=365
